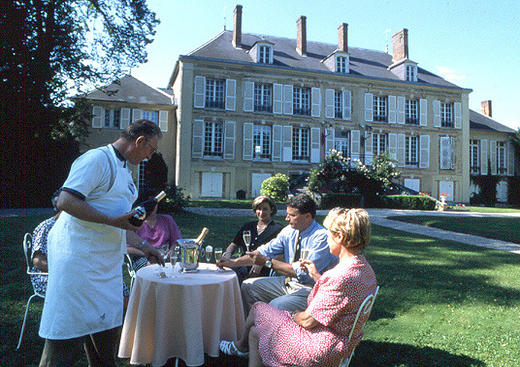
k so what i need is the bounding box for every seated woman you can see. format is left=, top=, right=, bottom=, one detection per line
left=219, top=208, right=377, bottom=367
left=223, top=195, right=283, bottom=283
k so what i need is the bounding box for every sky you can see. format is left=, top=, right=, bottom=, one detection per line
left=132, top=0, right=520, bottom=130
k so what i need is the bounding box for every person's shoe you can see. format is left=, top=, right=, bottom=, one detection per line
left=219, top=340, right=249, bottom=358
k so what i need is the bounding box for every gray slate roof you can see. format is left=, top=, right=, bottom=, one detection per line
left=83, top=75, right=172, bottom=106
left=186, top=31, right=462, bottom=89
left=470, top=110, right=515, bottom=133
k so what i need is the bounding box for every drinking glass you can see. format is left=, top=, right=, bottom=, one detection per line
left=300, top=248, right=312, bottom=261
left=170, top=246, right=180, bottom=267
left=160, top=245, right=170, bottom=262
left=214, top=248, right=223, bottom=262
left=242, top=230, right=252, bottom=252
left=205, top=245, right=213, bottom=262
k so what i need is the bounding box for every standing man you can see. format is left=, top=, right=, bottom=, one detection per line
left=39, top=120, right=164, bottom=366
left=218, top=194, right=337, bottom=313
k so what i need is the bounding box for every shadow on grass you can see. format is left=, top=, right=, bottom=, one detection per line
left=351, top=340, right=485, bottom=367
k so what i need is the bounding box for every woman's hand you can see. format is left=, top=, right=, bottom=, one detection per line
left=300, top=260, right=321, bottom=282
left=249, top=264, right=263, bottom=276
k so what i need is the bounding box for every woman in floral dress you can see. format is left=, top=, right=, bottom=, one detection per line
left=220, top=208, right=377, bottom=367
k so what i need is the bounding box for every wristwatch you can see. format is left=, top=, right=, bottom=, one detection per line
left=265, top=258, right=273, bottom=269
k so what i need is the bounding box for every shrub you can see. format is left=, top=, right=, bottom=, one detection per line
left=320, top=193, right=362, bottom=209
left=158, top=184, right=190, bottom=213
left=261, top=173, right=290, bottom=202
left=382, top=195, right=437, bottom=210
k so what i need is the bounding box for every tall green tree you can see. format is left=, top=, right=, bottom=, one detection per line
left=1, top=0, right=159, bottom=207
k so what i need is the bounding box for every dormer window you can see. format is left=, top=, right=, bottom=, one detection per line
left=259, top=45, right=271, bottom=64
left=250, top=41, right=274, bottom=64
left=406, top=64, right=417, bottom=82
left=336, top=55, right=347, bottom=73
left=323, top=51, right=349, bottom=73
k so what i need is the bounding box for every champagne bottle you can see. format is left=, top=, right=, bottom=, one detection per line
left=195, top=227, right=210, bottom=244
left=129, top=191, right=167, bottom=226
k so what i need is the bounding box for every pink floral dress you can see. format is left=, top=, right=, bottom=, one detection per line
left=253, top=254, right=377, bottom=367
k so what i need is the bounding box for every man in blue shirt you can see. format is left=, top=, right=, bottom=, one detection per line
left=218, top=194, right=337, bottom=313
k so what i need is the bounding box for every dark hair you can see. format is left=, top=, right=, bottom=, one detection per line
left=286, top=193, right=317, bottom=218
left=136, top=187, right=158, bottom=205
left=121, top=119, right=162, bottom=141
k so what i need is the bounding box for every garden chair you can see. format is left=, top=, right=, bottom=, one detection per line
left=125, top=253, right=136, bottom=290
left=338, top=285, right=380, bottom=367
left=16, top=233, right=47, bottom=350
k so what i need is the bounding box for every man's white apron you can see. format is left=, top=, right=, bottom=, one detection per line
left=39, top=146, right=137, bottom=339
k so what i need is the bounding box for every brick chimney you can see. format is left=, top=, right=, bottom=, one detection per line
left=392, top=28, right=409, bottom=62
left=338, top=23, right=348, bottom=52
left=481, top=100, right=492, bottom=117
left=232, top=5, right=242, bottom=48
left=296, top=16, right=307, bottom=56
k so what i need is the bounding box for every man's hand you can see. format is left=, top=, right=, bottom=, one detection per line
left=249, top=264, right=263, bottom=276
left=107, top=211, right=142, bottom=231
left=217, top=257, right=236, bottom=269
left=247, top=250, right=268, bottom=266
left=142, top=243, right=165, bottom=266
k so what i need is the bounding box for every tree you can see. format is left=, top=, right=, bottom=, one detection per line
left=1, top=0, right=159, bottom=207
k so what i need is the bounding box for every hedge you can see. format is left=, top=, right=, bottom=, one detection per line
left=382, top=195, right=437, bottom=210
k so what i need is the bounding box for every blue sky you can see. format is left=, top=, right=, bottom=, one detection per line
left=132, top=0, right=520, bottom=130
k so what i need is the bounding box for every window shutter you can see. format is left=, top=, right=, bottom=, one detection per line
left=282, top=125, right=293, bottom=161
left=364, top=133, right=373, bottom=165
left=388, top=133, right=398, bottom=161
left=132, top=108, right=143, bottom=122
left=343, top=90, right=351, bottom=120
left=224, top=121, right=236, bottom=159
left=194, top=76, right=206, bottom=108
left=419, top=135, right=430, bottom=168
left=419, top=99, right=428, bottom=126
left=490, top=140, right=497, bottom=175
left=454, top=102, right=462, bottom=129
left=480, top=139, right=488, bottom=174
left=192, top=120, right=204, bottom=158
left=159, top=110, right=168, bottom=132
left=283, top=84, right=293, bottom=115
left=92, top=106, right=104, bottom=128
left=350, top=130, right=360, bottom=161
left=120, top=107, right=130, bottom=130
left=325, top=128, right=335, bottom=153
left=364, top=93, right=373, bottom=122
left=273, top=83, right=283, bottom=114
left=507, top=141, right=515, bottom=176
left=413, top=66, right=418, bottom=82
left=440, top=136, right=451, bottom=169
left=397, top=96, right=405, bottom=124
left=397, top=133, right=405, bottom=167
left=243, top=81, right=254, bottom=112
left=433, top=100, right=441, bottom=127
left=272, top=124, right=282, bottom=161
left=325, top=89, right=334, bottom=118
left=388, top=95, right=397, bottom=124
left=311, top=87, right=321, bottom=117
left=310, top=127, right=321, bottom=163
left=242, top=122, right=253, bottom=161
left=225, top=79, right=236, bottom=111
left=450, top=137, right=456, bottom=169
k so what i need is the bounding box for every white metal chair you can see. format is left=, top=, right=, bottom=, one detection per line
left=16, top=233, right=48, bottom=350
left=124, top=253, right=136, bottom=290
left=339, top=285, right=380, bottom=367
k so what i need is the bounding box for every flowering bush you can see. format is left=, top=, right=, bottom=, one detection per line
left=261, top=173, right=290, bottom=202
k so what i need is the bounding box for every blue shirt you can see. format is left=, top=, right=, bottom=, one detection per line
left=257, top=221, right=338, bottom=285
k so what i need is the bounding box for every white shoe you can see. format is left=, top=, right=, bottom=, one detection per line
left=219, top=340, right=249, bottom=358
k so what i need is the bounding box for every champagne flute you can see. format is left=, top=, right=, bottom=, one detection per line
left=242, top=230, right=252, bottom=252
left=205, top=244, right=213, bottom=262
left=170, top=246, right=180, bottom=267
left=214, top=248, right=223, bottom=270
left=300, top=248, right=312, bottom=261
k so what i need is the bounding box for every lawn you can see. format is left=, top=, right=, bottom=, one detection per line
left=2, top=212, right=520, bottom=367
left=389, top=215, right=520, bottom=244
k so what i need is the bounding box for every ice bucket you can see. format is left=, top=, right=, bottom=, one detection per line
left=177, top=239, right=200, bottom=272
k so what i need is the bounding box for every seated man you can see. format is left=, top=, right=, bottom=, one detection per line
left=218, top=193, right=338, bottom=313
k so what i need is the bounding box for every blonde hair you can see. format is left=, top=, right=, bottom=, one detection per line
left=252, top=195, right=277, bottom=216
left=323, top=208, right=371, bottom=253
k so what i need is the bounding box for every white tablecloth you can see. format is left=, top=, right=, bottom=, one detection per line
left=118, top=263, right=245, bottom=366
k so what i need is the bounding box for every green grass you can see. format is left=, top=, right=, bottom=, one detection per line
left=187, top=199, right=253, bottom=209
left=465, top=206, right=520, bottom=213
left=2, top=212, right=520, bottom=366
left=389, top=216, right=520, bottom=244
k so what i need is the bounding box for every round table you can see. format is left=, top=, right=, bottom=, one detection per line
left=118, top=263, right=245, bottom=366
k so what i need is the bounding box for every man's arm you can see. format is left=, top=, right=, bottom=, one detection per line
left=57, top=191, right=140, bottom=231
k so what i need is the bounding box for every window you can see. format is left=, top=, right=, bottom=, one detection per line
left=293, top=87, right=311, bottom=116
left=334, top=91, right=343, bottom=119
left=373, top=133, right=387, bottom=156
left=254, top=83, right=273, bottom=112
left=373, top=96, right=387, bottom=122
left=142, top=111, right=159, bottom=124
left=497, top=142, right=506, bottom=174
left=405, top=99, right=418, bottom=124
left=470, top=139, right=480, bottom=174
left=441, top=103, right=454, bottom=128
left=137, top=161, right=148, bottom=190
left=253, top=125, right=271, bottom=160
left=205, top=79, right=225, bottom=109
left=203, top=121, right=223, bottom=157
left=406, top=65, right=416, bottom=81
left=405, top=136, right=418, bottom=166
left=259, top=45, right=271, bottom=64
left=334, top=130, right=349, bottom=158
left=292, top=127, right=310, bottom=161
left=336, top=56, right=347, bottom=73
left=104, top=108, right=120, bottom=128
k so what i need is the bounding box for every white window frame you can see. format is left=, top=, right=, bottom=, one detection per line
left=497, top=142, right=506, bottom=175
left=253, top=124, right=271, bottom=161
left=334, top=130, right=350, bottom=158
left=405, top=99, right=419, bottom=125
left=292, top=127, right=310, bottom=162
left=254, top=83, right=273, bottom=112
left=205, top=78, right=226, bottom=109
left=441, top=103, right=454, bottom=128
left=203, top=121, right=224, bottom=158
left=336, top=55, right=347, bottom=73
left=334, top=90, right=343, bottom=119
left=258, top=45, right=271, bottom=64
left=373, top=133, right=387, bottom=156
left=293, top=87, right=311, bottom=116
left=373, top=95, right=388, bottom=122
left=470, top=139, right=480, bottom=175
left=405, top=135, right=418, bottom=167
left=406, top=65, right=417, bottom=82
left=104, top=108, right=120, bottom=129
left=142, top=110, right=159, bottom=124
